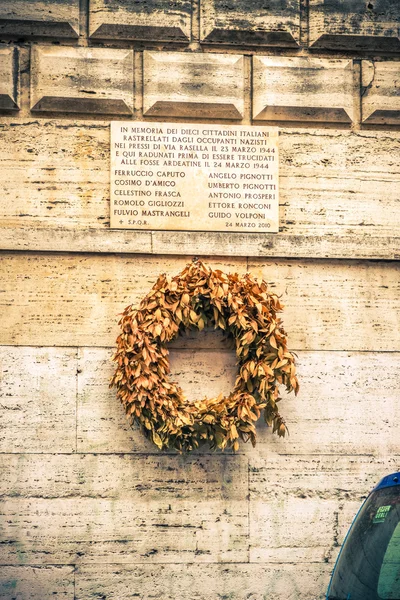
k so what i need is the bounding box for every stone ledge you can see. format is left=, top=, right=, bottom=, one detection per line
left=89, top=0, right=191, bottom=42
left=0, top=0, right=79, bottom=38
left=253, top=56, right=354, bottom=124
left=0, top=226, right=398, bottom=260
left=201, top=0, right=300, bottom=47
left=30, top=46, right=134, bottom=115
left=309, top=0, right=400, bottom=51
left=0, top=46, right=19, bottom=111
left=143, top=51, right=244, bottom=119
left=362, top=61, right=400, bottom=125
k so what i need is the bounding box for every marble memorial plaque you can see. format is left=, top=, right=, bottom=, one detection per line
left=110, top=122, right=279, bottom=233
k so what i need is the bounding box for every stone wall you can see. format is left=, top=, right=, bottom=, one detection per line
left=0, top=1, right=399, bottom=599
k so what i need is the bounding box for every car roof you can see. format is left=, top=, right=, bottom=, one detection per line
left=374, top=472, right=400, bottom=491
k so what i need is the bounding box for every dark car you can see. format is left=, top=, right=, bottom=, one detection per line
left=327, top=472, right=400, bottom=600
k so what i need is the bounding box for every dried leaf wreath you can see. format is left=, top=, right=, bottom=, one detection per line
left=110, top=259, right=299, bottom=453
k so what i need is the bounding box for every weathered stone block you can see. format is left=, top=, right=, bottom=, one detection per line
left=362, top=61, right=400, bottom=125
left=76, top=563, right=331, bottom=600
left=201, top=0, right=300, bottom=47
left=0, top=454, right=249, bottom=563
left=247, top=259, right=400, bottom=353
left=78, top=347, right=237, bottom=453
left=309, top=0, right=400, bottom=51
left=78, top=348, right=399, bottom=456
left=0, top=46, right=19, bottom=110
left=0, top=347, right=77, bottom=453
left=0, top=0, right=79, bottom=38
left=143, top=51, right=244, bottom=119
left=250, top=453, right=399, bottom=501
left=89, top=0, right=191, bottom=42
left=0, top=254, right=245, bottom=347
left=30, top=46, right=134, bottom=115
left=77, top=348, right=153, bottom=453
left=253, top=352, right=400, bottom=455
left=250, top=497, right=337, bottom=562
left=0, top=253, right=399, bottom=351
left=253, top=56, right=354, bottom=123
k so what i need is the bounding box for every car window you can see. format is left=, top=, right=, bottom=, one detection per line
left=327, top=486, right=400, bottom=600
left=378, top=521, right=400, bottom=599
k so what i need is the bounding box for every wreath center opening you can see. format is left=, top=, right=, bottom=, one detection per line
left=168, top=327, right=237, bottom=404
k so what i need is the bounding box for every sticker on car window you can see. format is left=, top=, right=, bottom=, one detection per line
left=373, top=505, right=392, bottom=524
